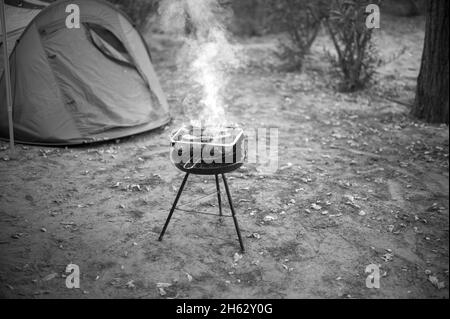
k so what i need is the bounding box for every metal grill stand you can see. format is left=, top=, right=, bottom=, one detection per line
left=158, top=172, right=245, bottom=252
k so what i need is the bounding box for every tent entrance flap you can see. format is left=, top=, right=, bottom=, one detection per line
left=86, top=23, right=135, bottom=69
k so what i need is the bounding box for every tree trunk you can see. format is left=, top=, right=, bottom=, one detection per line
left=413, top=0, right=449, bottom=124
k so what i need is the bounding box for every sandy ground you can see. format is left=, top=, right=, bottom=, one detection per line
left=0, top=15, right=448, bottom=299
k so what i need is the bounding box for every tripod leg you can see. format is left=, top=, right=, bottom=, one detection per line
left=158, top=173, right=189, bottom=241
left=215, top=174, right=222, bottom=216
left=221, top=174, right=245, bottom=252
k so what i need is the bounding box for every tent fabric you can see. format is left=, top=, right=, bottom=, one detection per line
left=0, top=4, right=42, bottom=73
left=0, top=0, right=170, bottom=145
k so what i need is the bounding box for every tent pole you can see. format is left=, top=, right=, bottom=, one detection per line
left=0, top=0, right=15, bottom=155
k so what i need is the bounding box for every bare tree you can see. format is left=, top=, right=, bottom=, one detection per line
left=413, top=0, right=449, bottom=124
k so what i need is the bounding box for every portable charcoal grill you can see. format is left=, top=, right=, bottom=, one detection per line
left=158, top=125, right=246, bottom=251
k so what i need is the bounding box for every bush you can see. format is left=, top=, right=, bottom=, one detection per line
left=324, top=0, right=381, bottom=92
left=267, top=0, right=328, bottom=71
left=229, top=0, right=269, bottom=37
left=107, top=0, right=160, bottom=31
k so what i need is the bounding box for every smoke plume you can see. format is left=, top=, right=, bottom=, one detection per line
left=159, top=0, right=242, bottom=128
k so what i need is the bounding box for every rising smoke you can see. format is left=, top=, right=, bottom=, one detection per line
left=159, top=0, right=243, bottom=129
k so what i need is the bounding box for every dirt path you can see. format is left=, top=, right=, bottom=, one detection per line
left=0, top=15, right=448, bottom=299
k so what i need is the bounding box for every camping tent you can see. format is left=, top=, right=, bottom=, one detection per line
left=0, top=0, right=170, bottom=145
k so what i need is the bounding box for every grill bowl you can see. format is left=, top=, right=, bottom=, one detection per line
left=170, top=125, right=246, bottom=174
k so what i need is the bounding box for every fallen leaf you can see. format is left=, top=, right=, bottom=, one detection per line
left=344, top=195, right=354, bottom=202
left=111, top=182, right=121, bottom=188
left=428, top=275, right=445, bottom=289
left=130, top=184, right=142, bottom=192
left=381, top=253, right=394, bottom=262
left=279, top=163, right=293, bottom=171
left=125, top=280, right=136, bottom=289
left=43, top=273, right=58, bottom=281
left=158, top=287, right=167, bottom=296
left=156, top=282, right=172, bottom=288
left=247, top=233, right=261, bottom=239
left=263, top=215, right=276, bottom=222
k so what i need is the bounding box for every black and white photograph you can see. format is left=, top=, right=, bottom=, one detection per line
left=0, top=0, right=448, bottom=303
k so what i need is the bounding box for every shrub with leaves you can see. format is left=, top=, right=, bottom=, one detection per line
left=267, top=0, right=328, bottom=71
left=324, top=0, right=381, bottom=92
left=107, top=0, right=160, bottom=31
